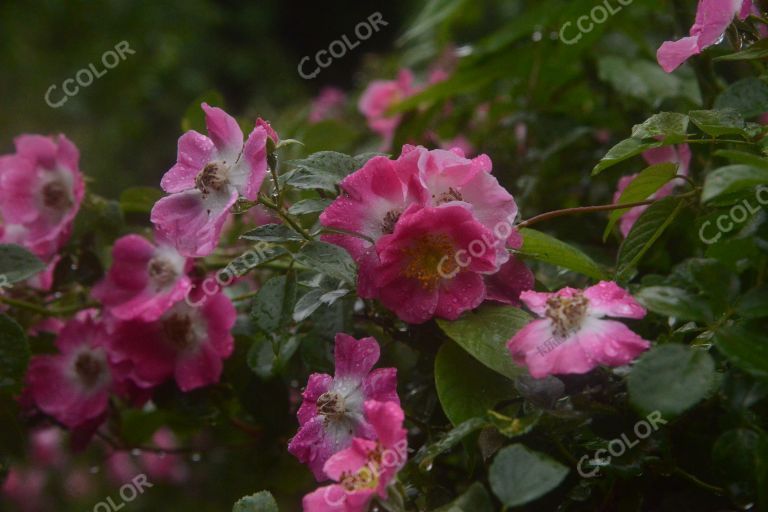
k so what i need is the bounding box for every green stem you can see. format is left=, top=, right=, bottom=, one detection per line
left=672, top=467, right=725, bottom=495
left=0, top=296, right=95, bottom=317
left=258, top=195, right=312, bottom=241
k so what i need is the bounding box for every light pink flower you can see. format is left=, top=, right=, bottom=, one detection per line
left=507, top=281, right=651, bottom=378
left=1, top=468, right=47, bottom=512
left=310, top=87, right=347, bottom=123
left=30, top=427, right=67, bottom=468
left=140, top=428, right=190, bottom=483
left=0, top=134, right=84, bottom=259
left=362, top=205, right=499, bottom=324
left=151, top=104, right=275, bottom=257
left=302, top=400, right=408, bottom=512
left=92, top=234, right=192, bottom=321
left=358, top=70, right=415, bottom=148
left=657, top=0, right=752, bottom=72
left=613, top=144, right=691, bottom=237
left=24, top=312, right=117, bottom=428
left=288, top=334, right=398, bottom=481
left=109, top=288, right=235, bottom=392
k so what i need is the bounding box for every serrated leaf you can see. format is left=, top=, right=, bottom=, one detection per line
left=714, top=78, right=768, bottom=118
left=241, top=224, right=306, bottom=242
left=628, top=344, right=716, bottom=417
left=247, top=332, right=300, bottom=379
left=287, top=198, right=332, bottom=216
left=616, top=196, right=686, bottom=281
left=286, top=151, right=383, bottom=192
left=232, top=491, right=279, bottom=512
left=701, top=165, right=768, bottom=203
left=0, top=244, right=45, bottom=285
left=715, top=325, right=768, bottom=381
left=293, top=242, right=356, bottom=286
left=631, top=113, right=689, bottom=142
left=293, top=287, right=350, bottom=322
left=592, top=138, right=663, bottom=175
left=251, top=274, right=296, bottom=333
left=604, top=163, right=678, bottom=240
left=689, top=109, right=749, bottom=138
left=413, top=417, right=487, bottom=469
left=519, top=228, right=608, bottom=280
left=713, top=150, right=768, bottom=170
left=435, top=342, right=516, bottom=426
left=636, top=286, right=714, bottom=323
left=433, top=482, right=494, bottom=512
left=489, top=444, right=569, bottom=507
left=436, top=304, right=529, bottom=379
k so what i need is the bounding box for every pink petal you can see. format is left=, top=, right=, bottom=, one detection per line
left=334, top=334, right=380, bottom=381
left=434, top=271, right=486, bottom=320
left=657, top=36, right=701, bottom=73
left=160, top=131, right=215, bottom=193
left=202, top=103, right=243, bottom=163
left=484, top=257, right=535, bottom=306
left=583, top=281, right=647, bottom=319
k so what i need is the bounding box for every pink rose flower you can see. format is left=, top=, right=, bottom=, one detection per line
left=613, top=144, right=691, bottom=237
left=302, top=400, right=408, bottom=512
left=288, top=333, right=398, bottom=481
left=657, top=0, right=752, bottom=72
left=362, top=205, right=499, bottom=324
left=24, top=311, right=118, bottom=428
left=92, top=234, right=192, bottom=321
left=1, top=468, right=47, bottom=512
left=0, top=134, right=84, bottom=259
left=507, top=281, right=651, bottom=378
left=358, top=70, right=415, bottom=148
left=151, top=104, right=275, bottom=257
left=109, top=288, right=235, bottom=392
left=310, top=87, right=347, bottom=123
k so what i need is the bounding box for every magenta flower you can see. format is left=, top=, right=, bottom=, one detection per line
left=151, top=104, right=275, bottom=257
left=92, top=234, right=192, bottom=321
left=613, top=144, right=691, bottom=237
left=24, top=312, right=117, bottom=428
left=0, top=134, right=84, bottom=259
left=358, top=70, right=415, bottom=148
left=362, top=205, right=499, bottom=324
left=657, top=0, right=752, bottom=72
left=310, top=87, right=347, bottom=124
left=507, top=281, right=651, bottom=378
left=288, top=334, right=398, bottom=481
left=109, top=289, right=236, bottom=392
left=395, top=145, right=518, bottom=267
left=302, top=400, right=408, bottom=512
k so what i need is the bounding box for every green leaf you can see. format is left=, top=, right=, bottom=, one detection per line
left=714, top=149, right=768, bottom=170
left=223, top=245, right=288, bottom=277
left=604, top=163, right=678, bottom=240
left=701, top=165, right=768, bottom=203
left=436, top=304, right=529, bottom=379
left=519, top=228, right=608, bottom=280
left=0, top=314, right=29, bottom=394
left=434, top=342, right=516, bottom=426
left=689, top=109, right=749, bottom=138
left=181, top=90, right=224, bottom=132
left=413, top=417, right=487, bottom=470
left=287, top=198, right=332, bottom=216
left=293, top=241, right=357, bottom=286
left=715, top=39, right=768, bottom=61
left=489, top=444, right=569, bottom=507
left=433, top=482, right=494, bottom=512
left=119, top=187, right=163, bottom=214
left=232, top=491, right=279, bottom=512
left=616, top=196, right=686, bottom=281
left=712, top=429, right=768, bottom=506
left=737, top=287, right=768, bottom=319
left=251, top=274, right=297, bottom=334
left=715, top=325, right=768, bottom=381
left=597, top=57, right=695, bottom=108
left=286, top=151, right=383, bottom=192
left=635, top=286, right=714, bottom=323
left=241, top=224, right=306, bottom=243
left=247, top=332, right=300, bottom=379
left=631, top=112, right=689, bottom=142
left=0, top=244, right=45, bottom=285
left=628, top=344, right=716, bottom=417
left=592, top=137, right=662, bottom=175
left=714, top=78, right=768, bottom=118
left=293, top=287, right=350, bottom=322
left=487, top=408, right=542, bottom=438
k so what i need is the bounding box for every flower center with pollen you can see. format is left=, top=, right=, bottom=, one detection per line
left=42, top=180, right=72, bottom=211
left=74, top=352, right=105, bottom=388
left=434, top=187, right=463, bottom=205
left=339, top=464, right=380, bottom=493
left=545, top=292, right=590, bottom=339
left=402, top=234, right=457, bottom=289
left=147, top=257, right=177, bottom=288
left=316, top=391, right=346, bottom=419
left=195, top=162, right=228, bottom=195
left=162, top=313, right=195, bottom=351
left=381, top=209, right=402, bottom=235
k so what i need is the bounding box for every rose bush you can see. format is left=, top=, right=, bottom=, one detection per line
left=1, top=1, right=768, bottom=511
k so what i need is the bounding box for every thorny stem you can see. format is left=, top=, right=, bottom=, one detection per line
left=516, top=191, right=697, bottom=229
